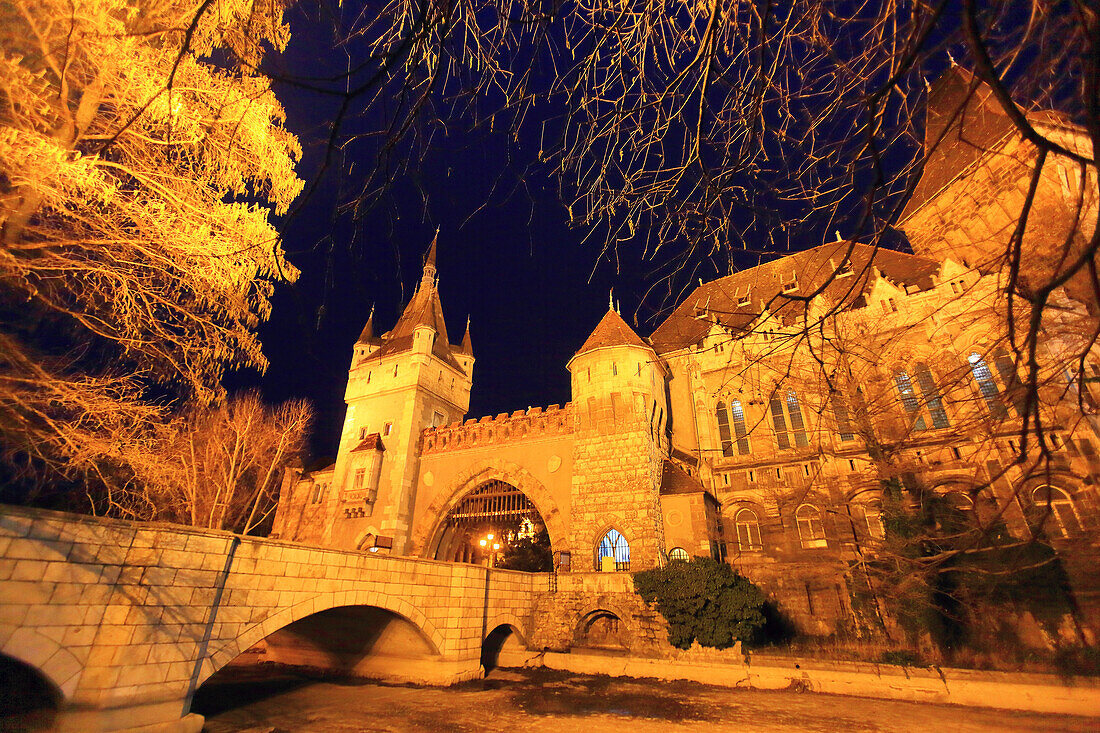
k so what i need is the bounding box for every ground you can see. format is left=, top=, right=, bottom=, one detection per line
left=194, top=667, right=1096, bottom=732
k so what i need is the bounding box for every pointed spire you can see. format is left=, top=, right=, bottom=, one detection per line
left=460, top=315, right=473, bottom=355
left=421, top=227, right=439, bottom=287
left=357, top=305, right=376, bottom=343
left=609, top=289, right=615, bottom=312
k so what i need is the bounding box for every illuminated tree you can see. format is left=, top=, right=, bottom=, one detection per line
left=0, top=0, right=303, bottom=479
left=135, top=391, right=313, bottom=534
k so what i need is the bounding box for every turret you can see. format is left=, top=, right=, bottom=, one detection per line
left=323, top=235, right=474, bottom=552
left=567, top=302, right=670, bottom=571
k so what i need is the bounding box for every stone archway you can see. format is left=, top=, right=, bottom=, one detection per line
left=410, top=460, right=568, bottom=560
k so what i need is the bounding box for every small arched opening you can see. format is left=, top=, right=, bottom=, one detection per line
left=192, top=605, right=439, bottom=718
left=0, top=653, right=61, bottom=731
left=573, top=610, right=629, bottom=652
left=430, top=480, right=552, bottom=570
left=480, top=624, right=527, bottom=673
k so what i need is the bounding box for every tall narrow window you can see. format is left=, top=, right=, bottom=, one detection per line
left=729, top=400, right=751, bottom=455
left=596, top=529, right=630, bottom=571
left=894, top=370, right=928, bottom=430
left=353, top=468, right=366, bottom=490
left=969, top=353, right=1007, bottom=417
left=1032, top=486, right=1081, bottom=537
left=770, top=397, right=791, bottom=450
left=992, top=348, right=1025, bottom=417
left=715, top=402, right=734, bottom=457
left=914, top=363, right=951, bottom=428
left=786, top=391, right=809, bottom=447
left=795, top=505, right=827, bottom=548
left=831, top=395, right=855, bottom=441
left=864, top=501, right=886, bottom=540
left=735, top=509, right=762, bottom=551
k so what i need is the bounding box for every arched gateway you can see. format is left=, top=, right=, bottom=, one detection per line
left=410, top=461, right=569, bottom=563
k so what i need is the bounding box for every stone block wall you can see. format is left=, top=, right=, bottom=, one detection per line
left=0, top=506, right=543, bottom=732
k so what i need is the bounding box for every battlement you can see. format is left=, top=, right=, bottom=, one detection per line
left=420, top=404, right=573, bottom=454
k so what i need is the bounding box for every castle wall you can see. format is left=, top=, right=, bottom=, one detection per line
left=408, top=405, right=575, bottom=558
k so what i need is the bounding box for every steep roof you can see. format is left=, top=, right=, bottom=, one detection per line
left=648, top=241, right=941, bottom=354
left=899, top=66, right=1078, bottom=223
left=575, top=308, right=652, bottom=356
left=659, top=460, right=708, bottom=496
left=357, top=239, right=467, bottom=373
left=350, top=434, right=385, bottom=452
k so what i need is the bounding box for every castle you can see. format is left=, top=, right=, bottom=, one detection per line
left=273, top=68, right=1099, bottom=643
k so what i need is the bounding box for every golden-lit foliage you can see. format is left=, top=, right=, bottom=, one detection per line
left=0, top=0, right=303, bottom=474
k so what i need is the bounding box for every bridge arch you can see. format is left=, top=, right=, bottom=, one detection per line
left=201, top=588, right=441, bottom=684
left=1, top=628, right=81, bottom=699
left=412, top=460, right=568, bottom=560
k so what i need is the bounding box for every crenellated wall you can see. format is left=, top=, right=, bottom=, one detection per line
left=420, top=404, right=573, bottom=455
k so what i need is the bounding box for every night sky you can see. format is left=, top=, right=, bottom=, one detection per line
left=233, top=5, right=939, bottom=461
left=228, top=8, right=731, bottom=460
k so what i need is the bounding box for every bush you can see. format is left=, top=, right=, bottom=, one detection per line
left=633, top=557, right=766, bottom=649
left=878, top=649, right=923, bottom=667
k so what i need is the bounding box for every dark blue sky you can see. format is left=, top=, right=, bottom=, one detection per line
left=232, top=7, right=730, bottom=459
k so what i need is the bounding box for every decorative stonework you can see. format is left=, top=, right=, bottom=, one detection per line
left=420, top=404, right=573, bottom=454
left=408, top=459, right=569, bottom=557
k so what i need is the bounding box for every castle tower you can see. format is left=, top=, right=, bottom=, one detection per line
left=567, top=304, right=670, bottom=571
left=327, top=235, right=474, bottom=551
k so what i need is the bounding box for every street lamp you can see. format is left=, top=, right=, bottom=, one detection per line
left=477, top=532, right=502, bottom=567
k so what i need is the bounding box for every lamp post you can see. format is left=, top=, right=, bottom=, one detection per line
left=478, top=532, right=502, bottom=567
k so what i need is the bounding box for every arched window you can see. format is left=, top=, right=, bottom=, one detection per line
left=786, top=392, right=809, bottom=447
left=729, top=399, right=750, bottom=455
left=992, top=348, right=1026, bottom=417
left=831, top=395, right=855, bottom=441
left=596, top=529, right=630, bottom=571
left=734, top=509, right=762, bottom=551
left=770, top=390, right=808, bottom=449
left=795, top=505, right=827, bottom=548
left=894, top=369, right=927, bottom=430
left=668, top=547, right=689, bottom=561
left=863, top=500, right=886, bottom=540
left=969, top=353, right=1007, bottom=417
left=914, top=363, right=951, bottom=428
left=937, top=492, right=977, bottom=535
left=715, top=401, right=734, bottom=457
left=1033, top=485, right=1081, bottom=537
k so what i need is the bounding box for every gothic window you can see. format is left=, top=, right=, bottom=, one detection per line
left=1032, top=485, right=1081, bottom=537
left=735, top=509, right=762, bottom=551
left=914, top=363, right=951, bottom=428
left=992, top=348, right=1026, bottom=416
left=786, top=392, right=809, bottom=447
left=729, top=400, right=750, bottom=455
left=894, top=369, right=927, bottom=430
left=969, top=353, right=1007, bottom=417
left=770, top=397, right=791, bottom=450
left=831, top=395, right=855, bottom=441
left=596, top=529, right=630, bottom=571
left=864, top=500, right=886, bottom=540
left=796, top=505, right=827, bottom=549
left=353, top=469, right=366, bottom=490
left=668, top=547, right=689, bottom=562
left=716, top=401, right=734, bottom=457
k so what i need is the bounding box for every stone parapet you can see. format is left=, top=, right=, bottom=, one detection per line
left=420, top=404, right=573, bottom=455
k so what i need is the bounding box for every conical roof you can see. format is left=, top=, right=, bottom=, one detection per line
left=575, top=308, right=651, bottom=356
left=356, top=306, right=378, bottom=344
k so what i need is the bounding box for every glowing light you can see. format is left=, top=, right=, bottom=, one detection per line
left=479, top=539, right=487, bottom=547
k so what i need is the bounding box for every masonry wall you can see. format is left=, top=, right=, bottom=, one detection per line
left=0, top=506, right=541, bottom=732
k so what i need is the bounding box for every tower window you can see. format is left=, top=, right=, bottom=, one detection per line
left=393, top=364, right=399, bottom=377
left=383, top=422, right=393, bottom=436
left=596, top=529, right=630, bottom=571
left=729, top=399, right=750, bottom=455
left=612, top=362, right=618, bottom=376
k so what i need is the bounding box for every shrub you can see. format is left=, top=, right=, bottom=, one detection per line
left=633, top=557, right=766, bottom=649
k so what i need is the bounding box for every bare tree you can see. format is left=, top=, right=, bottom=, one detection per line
left=135, top=391, right=313, bottom=534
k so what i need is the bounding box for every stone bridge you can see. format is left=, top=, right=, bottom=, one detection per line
left=0, top=506, right=545, bottom=732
